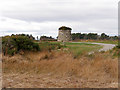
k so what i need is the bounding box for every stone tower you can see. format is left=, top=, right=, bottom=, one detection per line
left=58, top=26, right=72, bottom=42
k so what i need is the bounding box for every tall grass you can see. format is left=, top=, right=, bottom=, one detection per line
left=2, top=50, right=118, bottom=79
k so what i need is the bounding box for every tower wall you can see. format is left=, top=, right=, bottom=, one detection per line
left=58, top=30, right=72, bottom=42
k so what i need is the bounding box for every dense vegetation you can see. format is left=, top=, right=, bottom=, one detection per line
left=2, top=34, right=63, bottom=56
left=40, top=36, right=56, bottom=41
left=72, top=33, right=118, bottom=40
left=11, top=34, right=35, bottom=40
left=2, top=35, right=40, bottom=56
left=112, top=45, right=120, bottom=57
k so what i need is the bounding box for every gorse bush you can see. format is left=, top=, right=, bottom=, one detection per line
left=2, top=36, right=17, bottom=55
left=2, top=35, right=40, bottom=56
left=12, top=36, right=40, bottom=51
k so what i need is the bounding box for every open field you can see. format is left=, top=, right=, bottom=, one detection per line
left=63, top=42, right=102, bottom=58
left=49, top=42, right=103, bottom=57
left=2, top=41, right=118, bottom=88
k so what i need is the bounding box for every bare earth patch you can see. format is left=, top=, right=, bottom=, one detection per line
left=3, top=73, right=118, bottom=88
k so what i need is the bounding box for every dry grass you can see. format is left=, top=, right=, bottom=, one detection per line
left=2, top=50, right=118, bottom=88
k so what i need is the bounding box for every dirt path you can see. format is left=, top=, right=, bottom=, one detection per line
left=89, top=42, right=116, bottom=52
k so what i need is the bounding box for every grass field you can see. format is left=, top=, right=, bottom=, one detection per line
left=49, top=42, right=103, bottom=58
left=64, top=42, right=102, bottom=58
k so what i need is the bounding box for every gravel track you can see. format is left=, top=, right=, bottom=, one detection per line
left=89, top=43, right=116, bottom=52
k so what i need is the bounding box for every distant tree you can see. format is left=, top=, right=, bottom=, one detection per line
left=71, top=33, right=116, bottom=40
left=50, top=36, right=52, bottom=38
left=113, top=36, right=118, bottom=40
left=11, top=34, right=15, bottom=36
left=37, top=36, right=38, bottom=40
left=87, top=33, right=98, bottom=40
left=100, top=33, right=109, bottom=40
left=40, top=36, right=56, bottom=41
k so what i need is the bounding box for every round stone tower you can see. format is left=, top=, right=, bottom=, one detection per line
left=58, top=26, right=72, bottom=42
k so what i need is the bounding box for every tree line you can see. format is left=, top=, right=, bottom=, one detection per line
left=72, top=33, right=118, bottom=40
left=11, top=34, right=35, bottom=40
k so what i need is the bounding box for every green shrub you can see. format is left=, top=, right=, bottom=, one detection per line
left=2, top=35, right=40, bottom=55
left=33, top=43, right=40, bottom=51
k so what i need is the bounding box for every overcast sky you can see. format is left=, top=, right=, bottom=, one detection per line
left=0, top=0, right=119, bottom=38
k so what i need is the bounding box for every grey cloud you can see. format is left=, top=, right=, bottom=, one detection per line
left=1, top=0, right=118, bottom=22
left=0, top=0, right=118, bottom=37
left=2, top=7, right=117, bottom=22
